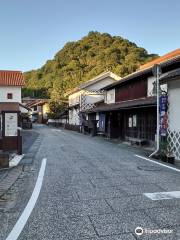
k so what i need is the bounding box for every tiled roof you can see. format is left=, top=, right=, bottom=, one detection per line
left=26, top=99, right=49, bottom=108
left=104, top=50, right=180, bottom=90
left=0, top=70, right=24, bottom=86
left=19, top=103, right=32, bottom=111
left=160, top=68, right=180, bottom=83
left=140, top=49, right=180, bottom=70
left=65, top=71, right=121, bottom=96
left=79, top=71, right=121, bottom=89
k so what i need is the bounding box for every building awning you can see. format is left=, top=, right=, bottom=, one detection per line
left=0, top=102, right=20, bottom=112
left=87, top=97, right=156, bottom=113
left=0, top=102, right=32, bottom=113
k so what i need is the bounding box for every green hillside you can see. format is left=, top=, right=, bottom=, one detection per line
left=23, top=31, right=158, bottom=101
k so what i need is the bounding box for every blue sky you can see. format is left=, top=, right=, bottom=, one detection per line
left=0, top=0, right=180, bottom=72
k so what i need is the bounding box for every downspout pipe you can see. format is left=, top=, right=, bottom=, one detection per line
left=149, top=66, right=160, bottom=158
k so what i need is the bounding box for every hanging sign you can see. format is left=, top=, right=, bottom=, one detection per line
left=159, top=95, right=168, bottom=136
left=99, top=113, right=106, bottom=132
left=5, top=113, right=18, bottom=136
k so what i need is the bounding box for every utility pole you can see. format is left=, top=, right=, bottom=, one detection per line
left=149, top=64, right=161, bottom=158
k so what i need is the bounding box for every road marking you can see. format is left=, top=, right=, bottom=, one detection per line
left=6, top=158, right=47, bottom=240
left=144, top=191, right=180, bottom=200
left=9, top=154, right=24, bottom=167
left=135, top=154, right=180, bottom=173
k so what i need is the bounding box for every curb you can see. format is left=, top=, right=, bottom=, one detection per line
left=0, top=165, right=23, bottom=198
left=9, top=154, right=25, bottom=167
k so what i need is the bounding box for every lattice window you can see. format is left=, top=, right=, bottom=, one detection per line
left=167, top=130, right=180, bottom=160
left=166, top=96, right=180, bottom=160
left=80, top=90, right=104, bottom=111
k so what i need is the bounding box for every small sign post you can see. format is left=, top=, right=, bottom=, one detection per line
left=1, top=111, right=22, bottom=155
left=5, top=112, right=18, bottom=137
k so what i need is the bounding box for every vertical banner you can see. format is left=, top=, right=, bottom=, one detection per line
left=99, top=113, right=106, bottom=132
left=159, top=95, right=168, bottom=136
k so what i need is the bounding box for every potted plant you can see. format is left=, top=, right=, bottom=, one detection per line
left=160, top=137, right=168, bottom=162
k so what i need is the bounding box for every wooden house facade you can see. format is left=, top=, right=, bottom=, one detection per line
left=67, top=71, right=121, bottom=130
left=160, top=66, right=180, bottom=161
left=87, top=49, right=180, bottom=146
left=23, top=98, right=50, bottom=123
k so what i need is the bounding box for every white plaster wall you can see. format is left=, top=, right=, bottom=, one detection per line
left=69, top=77, right=117, bottom=107
left=105, top=89, right=115, bottom=104
left=60, top=118, right=66, bottom=124
left=0, top=86, right=21, bottom=102
left=85, top=77, right=116, bottom=91
left=168, top=79, right=180, bottom=131
left=69, top=91, right=81, bottom=106
left=84, top=94, right=104, bottom=104
left=68, top=77, right=117, bottom=125
left=68, top=108, right=80, bottom=125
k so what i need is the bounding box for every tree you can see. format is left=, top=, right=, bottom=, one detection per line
left=23, top=31, right=158, bottom=101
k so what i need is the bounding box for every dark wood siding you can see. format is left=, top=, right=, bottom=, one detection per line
left=115, top=78, right=147, bottom=102
left=123, top=108, right=156, bottom=141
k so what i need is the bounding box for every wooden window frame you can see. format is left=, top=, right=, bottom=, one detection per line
left=7, top=93, right=13, bottom=99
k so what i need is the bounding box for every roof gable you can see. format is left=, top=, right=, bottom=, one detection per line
left=66, top=71, right=121, bottom=96
left=26, top=99, right=49, bottom=108
left=79, top=71, right=121, bottom=89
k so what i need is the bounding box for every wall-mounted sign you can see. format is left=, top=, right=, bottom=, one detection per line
left=160, top=95, right=168, bottom=136
left=128, top=117, right=133, bottom=128
left=5, top=113, right=18, bottom=136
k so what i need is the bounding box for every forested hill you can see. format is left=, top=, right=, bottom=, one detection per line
left=23, top=31, right=158, bottom=101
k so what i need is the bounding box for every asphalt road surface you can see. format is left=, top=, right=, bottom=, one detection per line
left=1, top=125, right=180, bottom=240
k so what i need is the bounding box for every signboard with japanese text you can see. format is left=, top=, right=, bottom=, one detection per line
left=5, top=113, right=18, bottom=136
left=159, top=95, right=168, bottom=136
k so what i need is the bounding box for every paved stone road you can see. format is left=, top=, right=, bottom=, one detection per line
left=1, top=125, right=180, bottom=239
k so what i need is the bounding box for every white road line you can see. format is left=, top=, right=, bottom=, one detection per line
left=135, top=154, right=180, bottom=173
left=6, top=158, right=47, bottom=240
left=144, top=191, right=180, bottom=200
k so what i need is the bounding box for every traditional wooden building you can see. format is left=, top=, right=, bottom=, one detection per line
left=23, top=98, right=50, bottom=123
left=160, top=66, right=180, bottom=161
left=87, top=49, right=180, bottom=146
left=67, top=71, right=121, bottom=130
